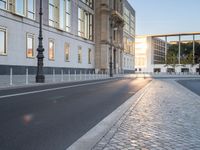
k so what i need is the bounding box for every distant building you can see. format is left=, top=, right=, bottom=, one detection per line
left=135, top=33, right=200, bottom=73
left=123, top=0, right=136, bottom=73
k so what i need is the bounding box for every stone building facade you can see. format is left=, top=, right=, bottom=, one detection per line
left=0, top=0, right=135, bottom=75
left=95, top=0, right=135, bottom=74
left=0, top=0, right=95, bottom=75
left=95, top=0, right=124, bottom=74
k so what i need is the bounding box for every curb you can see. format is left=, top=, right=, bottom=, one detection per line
left=67, top=80, right=153, bottom=150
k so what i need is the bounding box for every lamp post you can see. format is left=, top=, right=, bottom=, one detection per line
left=199, top=58, right=200, bottom=75
left=109, top=19, right=113, bottom=77
left=36, top=0, right=45, bottom=83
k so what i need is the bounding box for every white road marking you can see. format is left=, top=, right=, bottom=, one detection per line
left=0, top=79, right=118, bottom=99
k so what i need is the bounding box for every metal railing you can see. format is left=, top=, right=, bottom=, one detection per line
left=0, top=67, right=132, bottom=88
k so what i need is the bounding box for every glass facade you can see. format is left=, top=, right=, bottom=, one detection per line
left=123, top=6, right=135, bottom=37
left=123, top=5, right=135, bottom=57
left=123, top=7, right=129, bottom=33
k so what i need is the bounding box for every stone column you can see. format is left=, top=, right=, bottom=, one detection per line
left=178, top=35, right=181, bottom=64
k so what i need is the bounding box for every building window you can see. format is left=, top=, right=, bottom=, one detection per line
left=26, top=33, right=34, bottom=58
left=59, top=0, right=71, bottom=32
left=78, top=8, right=84, bottom=37
left=78, top=7, right=93, bottom=40
left=49, top=0, right=59, bottom=27
left=130, top=14, right=135, bottom=36
left=123, top=6, right=129, bottom=33
left=0, top=0, right=7, bottom=9
left=65, top=0, right=71, bottom=31
left=80, top=0, right=93, bottom=9
left=27, top=0, right=35, bottom=19
left=3, top=0, right=35, bottom=19
left=64, top=42, right=69, bottom=61
left=15, top=0, right=25, bottom=15
left=0, top=28, right=6, bottom=55
left=88, top=48, right=91, bottom=64
left=78, top=46, right=82, bottom=63
left=49, top=39, right=55, bottom=60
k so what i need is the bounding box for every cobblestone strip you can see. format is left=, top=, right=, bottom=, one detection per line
left=93, top=79, right=200, bottom=150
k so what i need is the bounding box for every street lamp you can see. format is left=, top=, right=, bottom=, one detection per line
left=198, top=58, right=200, bottom=75
left=36, top=0, right=45, bottom=83
left=109, top=18, right=113, bottom=77
left=109, top=17, right=118, bottom=77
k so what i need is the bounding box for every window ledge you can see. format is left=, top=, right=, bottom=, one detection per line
left=0, top=53, right=7, bottom=56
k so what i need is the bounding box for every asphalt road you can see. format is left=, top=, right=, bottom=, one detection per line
left=0, top=78, right=151, bottom=150
left=177, top=80, right=200, bottom=96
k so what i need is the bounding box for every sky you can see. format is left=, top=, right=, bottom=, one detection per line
left=128, top=0, right=200, bottom=35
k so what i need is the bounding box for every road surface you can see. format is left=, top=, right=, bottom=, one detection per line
left=177, top=80, right=200, bottom=96
left=0, top=78, right=151, bottom=150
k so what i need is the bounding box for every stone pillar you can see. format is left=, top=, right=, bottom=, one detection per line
left=165, top=36, right=167, bottom=62
left=178, top=35, right=181, bottom=64
left=193, top=34, right=195, bottom=64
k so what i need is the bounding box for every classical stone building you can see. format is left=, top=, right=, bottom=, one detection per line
left=95, top=0, right=135, bottom=74
left=95, top=0, right=123, bottom=74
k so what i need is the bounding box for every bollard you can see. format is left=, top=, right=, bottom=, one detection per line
left=85, top=70, right=87, bottom=81
left=61, top=69, right=64, bottom=82
left=52, top=69, right=55, bottom=82
left=80, top=70, right=82, bottom=81
left=10, top=67, right=13, bottom=86
left=68, top=70, right=71, bottom=82
left=26, top=68, right=28, bottom=85
left=75, top=70, right=77, bottom=81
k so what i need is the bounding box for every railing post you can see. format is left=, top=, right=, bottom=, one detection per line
left=85, top=70, right=87, bottom=80
left=26, top=68, right=28, bottom=85
left=68, top=70, right=71, bottom=82
left=10, top=67, right=13, bottom=86
left=61, top=69, right=64, bottom=82
left=75, top=70, right=77, bottom=81
left=53, top=68, right=55, bottom=83
left=80, top=70, right=82, bottom=81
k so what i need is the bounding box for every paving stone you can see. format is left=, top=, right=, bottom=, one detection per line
left=92, top=79, right=200, bottom=150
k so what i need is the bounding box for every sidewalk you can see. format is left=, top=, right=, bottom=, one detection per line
left=0, top=74, right=134, bottom=89
left=92, top=79, right=200, bottom=150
